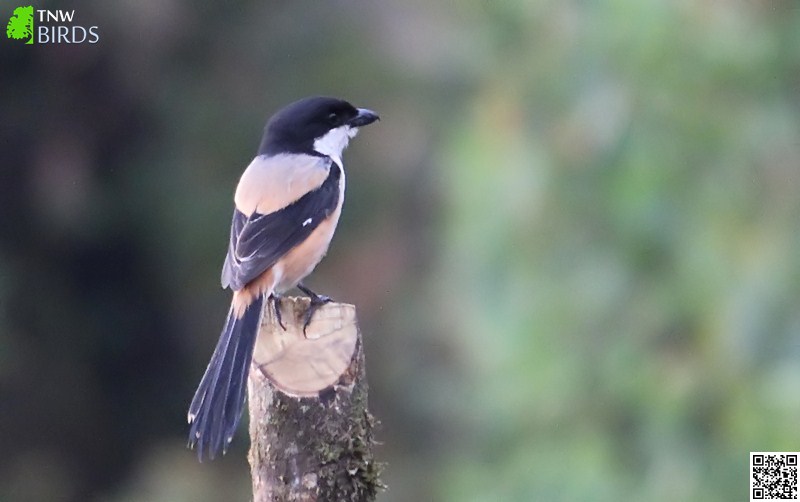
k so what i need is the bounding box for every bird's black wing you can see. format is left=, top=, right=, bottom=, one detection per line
left=220, top=162, right=341, bottom=291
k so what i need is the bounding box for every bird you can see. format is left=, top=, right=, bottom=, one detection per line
left=187, top=96, right=379, bottom=460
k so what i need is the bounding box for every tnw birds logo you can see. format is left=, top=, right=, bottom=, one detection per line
left=6, top=5, right=34, bottom=44
left=4, top=5, right=100, bottom=45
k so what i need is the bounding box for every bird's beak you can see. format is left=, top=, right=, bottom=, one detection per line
left=348, top=108, right=380, bottom=127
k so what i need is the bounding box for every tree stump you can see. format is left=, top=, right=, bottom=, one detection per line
left=247, top=297, right=382, bottom=502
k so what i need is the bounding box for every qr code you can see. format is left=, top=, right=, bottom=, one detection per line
left=751, top=452, right=799, bottom=501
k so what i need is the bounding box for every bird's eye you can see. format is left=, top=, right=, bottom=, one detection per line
left=327, top=112, right=338, bottom=123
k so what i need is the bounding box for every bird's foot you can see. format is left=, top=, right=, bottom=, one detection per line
left=269, top=293, right=287, bottom=331
left=297, top=284, right=332, bottom=335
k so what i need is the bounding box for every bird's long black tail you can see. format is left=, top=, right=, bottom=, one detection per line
left=187, top=294, right=264, bottom=460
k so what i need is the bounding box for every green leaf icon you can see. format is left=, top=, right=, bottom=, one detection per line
left=7, top=6, right=34, bottom=44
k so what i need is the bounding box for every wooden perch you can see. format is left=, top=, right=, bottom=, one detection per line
left=247, top=297, right=383, bottom=502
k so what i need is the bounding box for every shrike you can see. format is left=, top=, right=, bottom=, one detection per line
left=187, top=97, right=379, bottom=460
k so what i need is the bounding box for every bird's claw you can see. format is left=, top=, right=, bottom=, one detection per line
left=270, top=294, right=287, bottom=331
left=297, top=284, right=332, bottom=335
left=302, top=294, right=331, bottom=335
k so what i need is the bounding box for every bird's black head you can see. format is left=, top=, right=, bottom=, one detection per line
left=257, top=96, right=379, bottom=158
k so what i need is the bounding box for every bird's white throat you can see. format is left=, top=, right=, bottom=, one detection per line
left=313, top=125, right=358, bottom=167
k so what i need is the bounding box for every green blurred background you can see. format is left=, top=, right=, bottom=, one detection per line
left=2, top=1, right=799, bottom=501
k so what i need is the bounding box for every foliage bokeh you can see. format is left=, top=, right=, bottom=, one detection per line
left=1, top=1, right=798, bottom=501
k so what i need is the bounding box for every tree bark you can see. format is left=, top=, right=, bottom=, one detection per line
left=248, top=297, right=382, bottom=502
